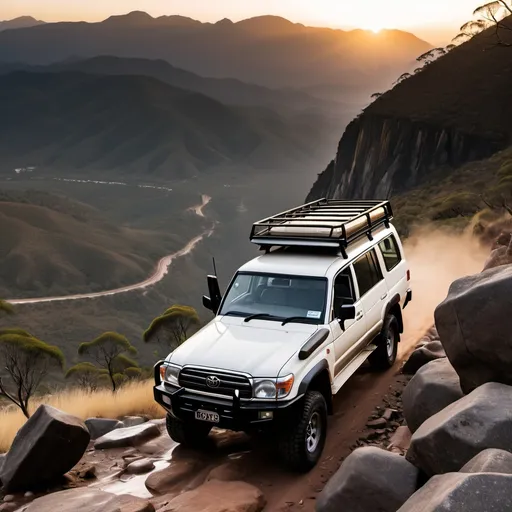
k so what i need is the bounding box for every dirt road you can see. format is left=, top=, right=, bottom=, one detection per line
left=7, top=195, right=212, bottom=305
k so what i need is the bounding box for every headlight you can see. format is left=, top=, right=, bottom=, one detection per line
left=160, top=364, right=181, bottom=386
left=254, top=380, right=277, bottom=399
left=253, top=374, right=294, bottom=399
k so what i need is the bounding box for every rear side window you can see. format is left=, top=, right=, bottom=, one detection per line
left=353, top=250, right=383, bottom=297
left=379, top=235, right=402, bottom=271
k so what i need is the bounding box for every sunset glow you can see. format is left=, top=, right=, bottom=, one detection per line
left=0, top=0, right=483, bottom=45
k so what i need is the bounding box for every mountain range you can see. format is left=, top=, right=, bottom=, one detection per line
left=0, top=16, right=44, bottom=32
left=0, top=12, right=431, bottom=99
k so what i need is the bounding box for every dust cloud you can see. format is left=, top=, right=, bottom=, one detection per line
left=399, top=226, right=488, bottom=354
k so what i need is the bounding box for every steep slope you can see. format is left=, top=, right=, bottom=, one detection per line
left=0, top=71, right=337, bottom=176
left=308, top=22, right=512, bottom=201
left=0, top=190, right=185, bottom=299
left=0, top=16, right=44, bottom=32
left=0, top=12, right=431, bottom=92
left=0, top=56, right=347, bottom=115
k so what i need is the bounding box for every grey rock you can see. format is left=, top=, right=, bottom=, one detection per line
left=403, top=358, right=463, bottom=432
left=145, top=460, right=197, bottom=495
left=407, top=382, right=512, bottom=476
left=24, top=488, right=155, bottom=512
left=483, top=245, right=512, bottom=271
left=125, top=458, right=155, bottom=475
left=94, top=423, right=160, bottom=450
left=85, top=418, right=124, bottom=440
left=435, top=265, right=512, bottom=393
left=0, top=454, right=5, bottom=479
left=402, top=341, right=446, bottom=375
left=460, top=449, right=512, bottom=474
left=397, top=472, right=512, bottom=512
left=2, top=496, right=14, bottom=503
left=0, top=405, right=90, bottom=492
left=367, top=418, right=387, bottom=428
left=122, top=416, right=147, bottom=428
left=316, top=447, right=419, bottom=512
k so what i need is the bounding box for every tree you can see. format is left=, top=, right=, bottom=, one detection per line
left=65, top=362, right=109, bottom=392
left=393, top=73, right=412, bottom=85
left=144, top=305, right=200, bottom=350
left=454, top=1, right=512, bottom=47
left=370, top=92, right=383, bottom=99
left=0, top=330, right=64, bottom=418
left=78, top=332, right=138, bottom=392
left=0, top=300, right=14, bottom=316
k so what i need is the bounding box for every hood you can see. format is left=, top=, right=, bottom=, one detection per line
left=168, top=316, right=318, bottom=377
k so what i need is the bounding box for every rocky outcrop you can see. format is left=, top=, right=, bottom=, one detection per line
left=316, top=447, right=419, bottom=512
left=1, top=405, right=90, bottom=492
left=407, top=382, right=512, bottom=476
left=402, top=358, right=463, bottom=432
left=460, top=449, right=512, bottom=474
left=307, top=115, right=502, bottom=201
left=23, top=488, right=154, bottom=512
left=435, top=265, right=512, bottom=393
left=85, top=418, right=124, bottom=440
left=145, top=460, right=198, bottom=495
left=402, top=340, right=446, bottom=375
left=397, top=473, right=512, bottom=512
left=94, top=423, right=160, bottom=450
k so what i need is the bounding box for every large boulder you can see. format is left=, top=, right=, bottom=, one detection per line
left=0, top=405, right=90, bottom=492
left=94, top=423, right=160, bottom=450
left=145, top=460, right=198, bottom=495
left=402, top=340, right=446, bottom=375
left=85, top=418, right=124, bottom=440
left=483, top=245, right=512, bottom=271
left=24, top=488, right=154, bottom=512
left=397, top=472, right=512, bottom=512
left=435, top=265, right=512, bottom=393
left=161, top=480, right=265, bottom=512
left=407, top=382, right=512, bottom=476
left=316, top=447, right=419, bottom=512
left=460, top=448, right=512, bottom=474
left=403, top=358, right=463, bottom=433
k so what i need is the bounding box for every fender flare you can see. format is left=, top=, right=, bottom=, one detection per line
left=298, top=359, right=330, bottom=395
left=384, top=293, right=403, bottom=333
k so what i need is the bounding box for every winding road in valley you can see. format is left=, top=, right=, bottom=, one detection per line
left=8, top=195, right=212, bottom=305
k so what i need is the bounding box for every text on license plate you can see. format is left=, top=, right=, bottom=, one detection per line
left=195, top=409, right=220, bottom=423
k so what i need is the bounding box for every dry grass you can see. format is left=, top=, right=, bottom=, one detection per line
left=0, top=380, right=165, bottom=453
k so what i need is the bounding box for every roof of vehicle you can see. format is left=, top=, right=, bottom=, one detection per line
left=239, top=224, right=399, bottom=279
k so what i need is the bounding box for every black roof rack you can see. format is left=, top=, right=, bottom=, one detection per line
left=250, top=198, right=393, bottom=258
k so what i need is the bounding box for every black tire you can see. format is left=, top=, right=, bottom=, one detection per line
left=165, top=413, right=212, bottom=446
left=278, top=391, right=327, bottom=472
left=369, top=314, right=399, bottom=370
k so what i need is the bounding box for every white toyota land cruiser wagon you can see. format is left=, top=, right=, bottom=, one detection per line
left=154, top=199, right=412, bottom=471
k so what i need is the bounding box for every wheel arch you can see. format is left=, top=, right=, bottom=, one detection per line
left=385, top=293, right=403, bottom=334
left=298, top=360, right=333, bottom=414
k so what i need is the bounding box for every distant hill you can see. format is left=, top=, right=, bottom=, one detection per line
left=0, top=56, right=350, bottom=116
left=0, top=16, right=44, bottom=32
left=0, top=189, right=185, bottom=298
left=0, top=71, right=339, bottom=176
left=307, top=20, right=512, bottom=201
left=0, top=12, right=431, bottom=95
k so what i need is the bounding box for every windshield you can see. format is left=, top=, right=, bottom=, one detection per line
left=219, top=272, right=327, bottom=325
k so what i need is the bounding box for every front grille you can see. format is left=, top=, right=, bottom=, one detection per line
left=178, top=367, right=252, bottom=399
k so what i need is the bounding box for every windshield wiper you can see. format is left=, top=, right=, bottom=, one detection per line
left=223, top=310, right=249, bottom=317
left=244, top=313, right=282, bottom=323
left=281, top=316, right=318, bottom=326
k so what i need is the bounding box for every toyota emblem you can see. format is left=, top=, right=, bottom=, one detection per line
left=206, top=375, right=220, bottom=388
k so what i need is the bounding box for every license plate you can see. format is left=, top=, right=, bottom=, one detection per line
left=195, top=409, right=220, bottom=423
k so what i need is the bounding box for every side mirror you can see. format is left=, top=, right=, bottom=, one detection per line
left=204, top=275, right=222, bottom=313
left=337, top=305, right=356, bottom=329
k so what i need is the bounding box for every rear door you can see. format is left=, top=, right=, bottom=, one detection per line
left=352, top=249, right=388, bottom=335
left=377, top=233, right=408, bottom=301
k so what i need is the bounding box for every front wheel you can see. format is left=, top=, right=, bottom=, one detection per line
left=166, top=413, right=212, bottom=447
left=369, top=314, right=399, bottom=370
left=278, top=391, right=327, bottom=472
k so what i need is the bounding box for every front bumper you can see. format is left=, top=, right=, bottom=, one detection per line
left=154, top=367, right=302, bottom=432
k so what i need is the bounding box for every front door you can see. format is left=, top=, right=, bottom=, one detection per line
left=330, top=266, right=368, bottom=375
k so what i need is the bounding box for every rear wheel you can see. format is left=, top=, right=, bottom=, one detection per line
left=278, top=391, right=327, bottom=472
left=166, top=413, right=212, bottom=446
left=369, top=314, right=399, bottom=370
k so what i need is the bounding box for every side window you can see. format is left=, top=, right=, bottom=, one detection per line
left=332, top=268, right=355, bottom=319
left=230, top=274, right=252, bottom=300
left=379, top=235, right=402, bottom=271
left=353, top=250, right=383, bottom=297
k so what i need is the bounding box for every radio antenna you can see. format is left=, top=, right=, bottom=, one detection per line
left=212, top=256, right=218, bottom=278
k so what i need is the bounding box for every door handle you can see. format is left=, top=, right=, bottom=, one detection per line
left=356, top=311, right=363, bottom=321
left=381, top=293, right=388, bottom=300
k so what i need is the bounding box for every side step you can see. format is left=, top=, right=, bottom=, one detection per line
left=332, top=345, right=377, bottom=394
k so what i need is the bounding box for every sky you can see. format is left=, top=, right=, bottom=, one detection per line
left=1, top=0, right=481, bottom=45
